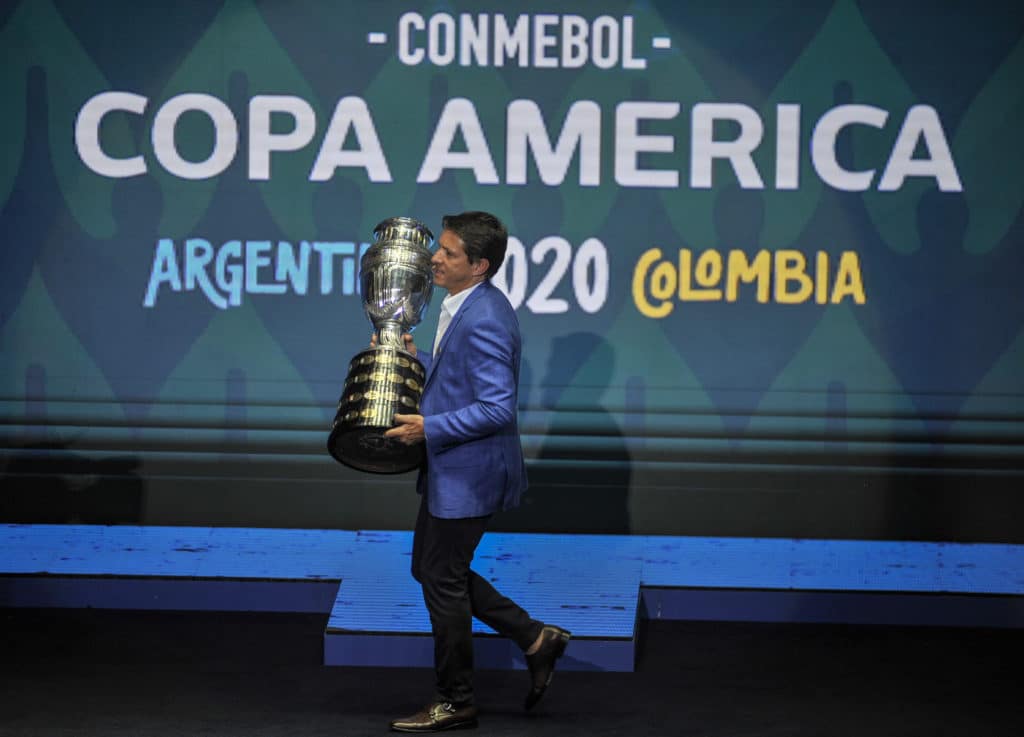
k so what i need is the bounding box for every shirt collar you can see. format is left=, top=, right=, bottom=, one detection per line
left=440, top=280, right=482, bottom=318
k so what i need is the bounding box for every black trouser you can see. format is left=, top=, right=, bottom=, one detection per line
left=411, top=495, right=543, bottom=706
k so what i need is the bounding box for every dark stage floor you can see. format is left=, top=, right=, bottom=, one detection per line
left=1, top=608, right=1021, bottom=737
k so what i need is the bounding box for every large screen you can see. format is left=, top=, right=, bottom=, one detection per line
left=2, top=1, right=1022, bottom=540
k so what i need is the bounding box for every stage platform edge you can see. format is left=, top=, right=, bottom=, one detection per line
left=3, top=524, right=1023, bottom=673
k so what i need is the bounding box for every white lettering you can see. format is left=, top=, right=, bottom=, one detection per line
left=775, top=104, right=801, bottom=190
left=493, top=235, right=609, bottom=314
left=493, top=237, right=528, bottom=309
left=878, top=105, right=963, bottom=192
left=533, top=14, right=559, bottom=68
left=76, top=92, right=147, bottom=177
left=493, top=14, right=529, bottom=67
left=398, top=12, right=425, bottom=65
left=811, top=104, right=888, bottom=192
left=417, top=98, right=499, bottom=184
left=691, top=102, right=764, bottom=189
left=460, top=13, right=489, bottom=66
left=396, top=13, right=646, bottom=71
left=591, top=16, right=619, bottom=69
left=428, top=13, right=456, bottom=66
left=249, top=95, right=316, bottom=180
left=616, top=101, right=680, bottom=188
left=76, top=91, right=963, bottom=195
left=152, top=93, right=237, bottom=180
left=526, top=236, right=572, bottom=314
left=561, top=15, right=588, bottom=68
left=506, top=99, right=600, bottom=186
left=621, top=16, right=646, bottom=70
left=310, top=97, right=391, bottom=182
left=573, top=237, right=609, bottom=313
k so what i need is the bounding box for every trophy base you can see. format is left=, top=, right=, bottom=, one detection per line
left=327, top=424, right=425, bottom=474
left=328, top=345, right=427, bottom=474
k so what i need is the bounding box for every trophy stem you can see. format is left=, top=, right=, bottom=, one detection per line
left=378, top=321, right=405, bottom=350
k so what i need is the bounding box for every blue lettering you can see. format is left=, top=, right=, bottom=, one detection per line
left=214, top=240, right=242, bottom=309
left=143, top=238, right=182, bottom=307
left=313, top=241, right=356, bottom=295
left=276, top=241, right=310, bottom=295
left=246, top=240, right=286, bottom=294
left=144, top=236, right=366, bottom=308
left=185, top=238, right=228, bottom=309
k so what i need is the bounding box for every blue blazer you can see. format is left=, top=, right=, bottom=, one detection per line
left=415, top=281, right=528, bottom=518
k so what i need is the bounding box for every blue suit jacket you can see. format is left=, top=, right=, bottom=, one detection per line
left=415, top=280, right=528, bottom=518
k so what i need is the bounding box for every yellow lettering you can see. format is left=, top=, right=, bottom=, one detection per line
left=774, top=249, right=813, bottom=304
left=633, top=245, right=866, bottom=319
left=679, top=249, right=722, bottom=301
left=815, top=251, right=829, bottom=304
left=831, top=251, right=866, bottom=304
left=726, top=250, right=770, bottom=302
left=632, top=248, right=675, bottom=318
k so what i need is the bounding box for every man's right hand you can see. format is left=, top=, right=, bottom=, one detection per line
left=370, top=332, right=417, bottom=356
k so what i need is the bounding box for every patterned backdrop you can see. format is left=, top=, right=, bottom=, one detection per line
left=1, top=0, right=1022, bottom=539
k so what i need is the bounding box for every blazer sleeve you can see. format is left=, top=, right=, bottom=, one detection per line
left=422, top=314, right=517, bottom=453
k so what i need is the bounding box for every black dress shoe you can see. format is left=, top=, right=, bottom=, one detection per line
left=524, top=624, right=571, bottom=710
left=390, top=702, right=478, bottom=732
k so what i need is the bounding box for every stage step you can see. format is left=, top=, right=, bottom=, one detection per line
left=323, top=531, right=642, bottom=671
left=3, top=524, right=1023, bottom=672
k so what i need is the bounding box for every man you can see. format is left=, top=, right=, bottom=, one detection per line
left=383, top=211, right=570, bottom=732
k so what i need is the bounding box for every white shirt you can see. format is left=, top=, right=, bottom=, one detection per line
left=433, top=281, right=482, bottom=355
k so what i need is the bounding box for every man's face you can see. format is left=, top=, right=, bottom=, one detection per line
left=431, top=229, right=487, bottom=295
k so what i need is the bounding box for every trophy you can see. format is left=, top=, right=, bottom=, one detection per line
left=327, top=216, right=435, bottom=473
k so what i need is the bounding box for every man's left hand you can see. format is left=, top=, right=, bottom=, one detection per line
left=385, top=413, right=425, bottom=444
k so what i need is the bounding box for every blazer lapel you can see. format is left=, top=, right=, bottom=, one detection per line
left=424, top=282, right=489, bottom=389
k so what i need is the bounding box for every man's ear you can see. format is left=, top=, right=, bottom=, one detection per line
left=473, top=257, right=490, bottom=277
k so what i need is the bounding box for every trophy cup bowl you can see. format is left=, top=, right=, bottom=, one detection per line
left=328, top=216, right=434, bottom=473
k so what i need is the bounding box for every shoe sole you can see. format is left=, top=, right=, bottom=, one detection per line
left=390, top=718, right=478, bottom=732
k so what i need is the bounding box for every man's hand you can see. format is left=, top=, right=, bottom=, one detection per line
left=369, top=332, right=418, bottom=356
left=384, top=413, right=425, bottom=444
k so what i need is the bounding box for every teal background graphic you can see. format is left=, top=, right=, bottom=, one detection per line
left=1, top=0, right=1023, bottom=541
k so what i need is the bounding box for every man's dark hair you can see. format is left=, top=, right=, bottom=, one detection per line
left=441, top=211, right=508, bottom=278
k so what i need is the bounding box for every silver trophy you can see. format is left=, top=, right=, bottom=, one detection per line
left=328, top=217, right=435, bottom=473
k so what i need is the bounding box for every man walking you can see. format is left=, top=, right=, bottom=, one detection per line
left=384, top=211, right=570, bottom=732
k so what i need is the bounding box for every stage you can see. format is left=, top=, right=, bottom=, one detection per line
left=2, top=524, right=1022, bottom=675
